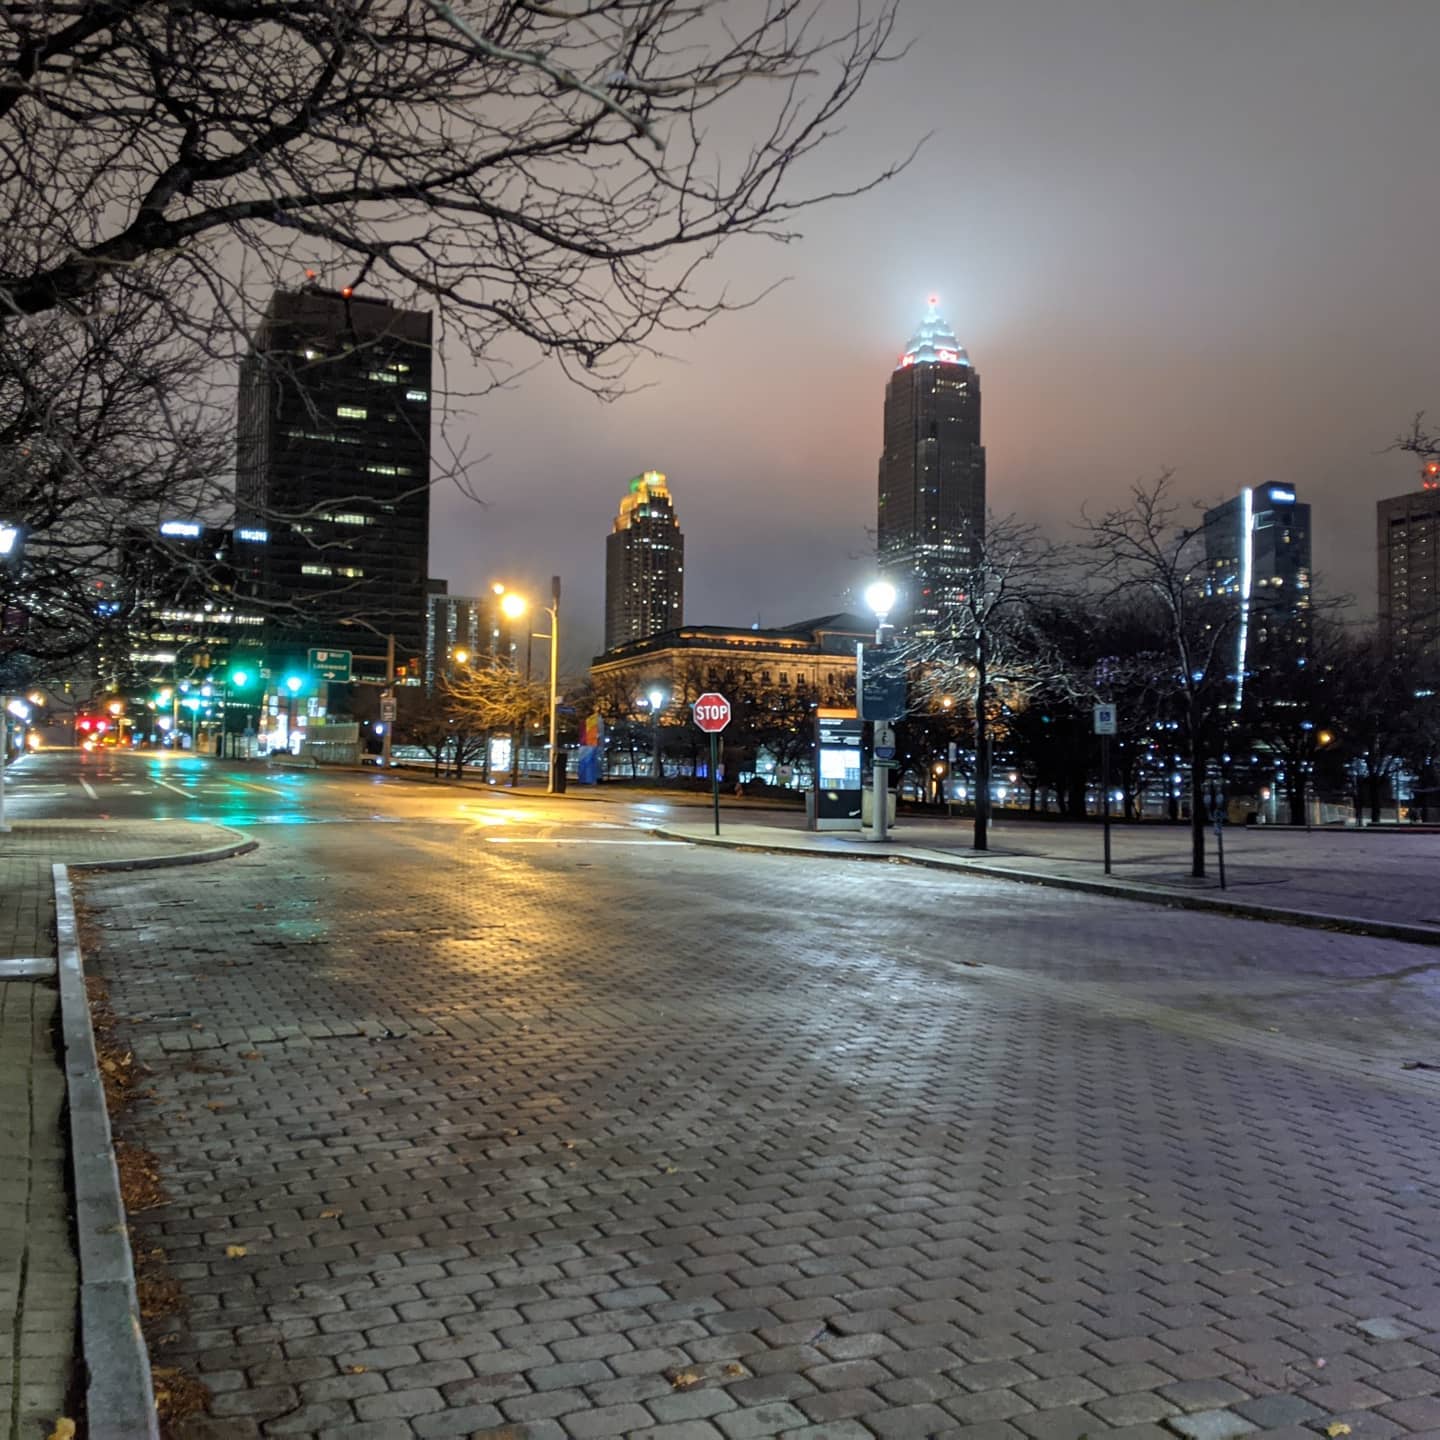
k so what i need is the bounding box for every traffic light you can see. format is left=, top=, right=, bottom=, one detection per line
left=283, top=674, right=305, bottom=695
left=228, top=666, right=254, bottom=690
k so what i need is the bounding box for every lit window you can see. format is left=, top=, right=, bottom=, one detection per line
left=337, top=405, right=368, bottom=419
left=320, top=512, right=374, bottom=526
left=301, top=564, right=334, bottom=576
left=405, top=390, right=428, bottom=403
left=367, top=370, right=400, bottom=384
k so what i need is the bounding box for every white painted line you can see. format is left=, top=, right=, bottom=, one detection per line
left=80, top=778, right=99, bottom=800
left=152, top=778, right=192, bottom=798
left=484, top=838, right=682, bottom=845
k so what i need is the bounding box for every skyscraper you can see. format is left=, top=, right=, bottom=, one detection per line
left=877, top=297, right=986, bottom=634
left=1202, top=483, right=1312, bottom=703
left=236, top=286, right=432, bottom=681
left=1378, top=463, right=1440, bottom=666
left=604, top=471, right=684, bottom=651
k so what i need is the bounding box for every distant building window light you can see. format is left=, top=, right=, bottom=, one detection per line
left=236, top=527, right=269, bottom=542
left=367, top=370, right=401, bottom=384
left=337, top=405, right=368, bottom=419
left=363, top=463, right=408, bottom=476
left=405, top=389, right=428, bottom=403
left=160, top=520, right=202, bottom=537
left=320, top=512, right=374, bottom=526
left=336, top=566, right=365, bottom=578
left=301, top=564, right=335, bottom=576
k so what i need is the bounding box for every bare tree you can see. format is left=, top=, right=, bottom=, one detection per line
left=2, top=0, right=907, bottom=680
left=892, top=512, right=1068, bottom=850
left=2, top=1, right=906, bottom=369
left=1083, top=474, right=1237, bottom=877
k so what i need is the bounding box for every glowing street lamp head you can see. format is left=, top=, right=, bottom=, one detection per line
left=499, top=592, right=527, bottom=621
left=647, top=688, right=665, bottom=712
left=865, top=580, right=898, bottom=618
left=451, top=648, right=469, bottom=665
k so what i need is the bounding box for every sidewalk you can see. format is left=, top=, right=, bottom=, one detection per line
left=652, top=815, right=1440, bottom=944
left=0, top=819, right=252, bottom=1440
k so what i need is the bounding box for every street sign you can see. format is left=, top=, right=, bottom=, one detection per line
left=692, top=692, right=732, bottom=733
left=874, top=721, right=896, bottom=761
left=1093, top=703, right=1117, bottom=736
left=379, top=694, right=397, bottom=723
left=309, top=647, right=353, bottom=683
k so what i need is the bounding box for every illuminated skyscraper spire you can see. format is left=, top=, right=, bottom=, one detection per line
left=877, top=295, right=986, bottom=634
left=897, top=294, right=971, bottom=369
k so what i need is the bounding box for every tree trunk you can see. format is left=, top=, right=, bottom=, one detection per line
left=973, top=635, right=990, bottom=851
left=510, top=729, right=521, bottom=787
left=1287, top=776, right=1305, bottom=826
left=1189, top=750, right=1207, bottom=879
left=1369, top=771, right=1382, bottom=824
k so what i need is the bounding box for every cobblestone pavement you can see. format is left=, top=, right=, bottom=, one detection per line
left=0, top=815, right=245, bottom=1440
left=79, top=815, right=1440, bottom=1440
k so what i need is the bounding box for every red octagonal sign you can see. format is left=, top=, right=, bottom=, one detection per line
left=692, top=692, right=732, bottom=733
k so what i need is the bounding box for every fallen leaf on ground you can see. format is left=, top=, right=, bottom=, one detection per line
left=224, top=1244, right=247, bottom=1258
left=346, top=1364, right=367, bottom=1374
left=46, top=1419, right=76, bottom=1440
left=240, top=1051, right=262, bottom=1060
left=319, top=1209, right=342, bottom=1219
left=723, top=1363, right=745, bottom=1377
left=667, top=1368, right=703, bottom=1390
left=1326, top=1425, right=1352, bottom=1437
left=205, top=1101, right=225, bottom=1111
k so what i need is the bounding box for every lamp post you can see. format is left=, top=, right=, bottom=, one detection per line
left=1, top=523, right=25, bottom=832
left=499, top=590, right=527, bottom=783
left=863, top=579, right=898, bottom=842
left=648, top=687, right=666, bottom=780
left=501, top=578, right=562, bottom=793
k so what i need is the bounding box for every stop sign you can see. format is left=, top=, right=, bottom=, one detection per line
left=692, top=692, right=732, bottom=733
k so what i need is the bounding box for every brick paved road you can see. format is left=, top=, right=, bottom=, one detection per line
left=79, top=807, right=1440, bottom=1440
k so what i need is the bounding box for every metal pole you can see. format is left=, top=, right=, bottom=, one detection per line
left=0, top=696, right=9, bottom=834
left=1101, top=733, right=1112, bottom=875
left=381, top=633, right=394, bottom=770
left=711, top=733, right=720, bottom=835
left=872, top=626, right=889, bottom=843
left=1215, top=815, right=1227, bottom=890
left=546, top=577, right=560, bottom=794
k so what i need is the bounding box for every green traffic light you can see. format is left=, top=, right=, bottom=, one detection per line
left=229, top=668, right=251, bottom=688
left=284, top=674, right=304, bottom=694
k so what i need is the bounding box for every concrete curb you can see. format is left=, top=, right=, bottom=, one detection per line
left=52, top=826, right=257, bottom=1439
left=53, top=862, right=161, bottom=1440
left=71, top=831, right=258, bottom=874
left=653, top=827, right=1440, bottom=949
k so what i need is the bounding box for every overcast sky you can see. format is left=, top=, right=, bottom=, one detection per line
left=427, top=0, right=1440, bottom=665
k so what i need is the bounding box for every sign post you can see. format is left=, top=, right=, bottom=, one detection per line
left=1094, top=703, right=1117, bottom=875
left=692, top=691, right=732, bottom=835
left=858, top=643, right=906, bottom=842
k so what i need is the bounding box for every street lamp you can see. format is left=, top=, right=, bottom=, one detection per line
left=864, top=579, right=897, bottom=646
left=498, top=577, right=563, bottom=793
left=863, top=579, right=898, bottom=841
left=647, top=687, right=666, bottom=780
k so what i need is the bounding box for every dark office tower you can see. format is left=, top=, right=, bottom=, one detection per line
left=604, top=471, right=685, bottom=651
left=1202, top=483, right=1312, bottom=704
left=877, top=297, right=986, bottom=634
left=1378, top=463, right=1440, bottom=666
left=236, top=287, right=432, bottom=680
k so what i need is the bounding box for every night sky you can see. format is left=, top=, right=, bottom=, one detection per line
left=427, top=0, right=1440, bottom=666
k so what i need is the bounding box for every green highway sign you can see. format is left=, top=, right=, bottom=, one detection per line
left=308, top=648, right=353, bottom=682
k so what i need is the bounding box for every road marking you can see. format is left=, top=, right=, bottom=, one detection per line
left=484, top=838, right=683, bottom=845
left=152, top=778, right=193, bottom=798
left=79, top=779, right=99, bottom=800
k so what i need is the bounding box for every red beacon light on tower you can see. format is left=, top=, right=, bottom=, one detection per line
left=1423, top=460, right=1440, bottom=492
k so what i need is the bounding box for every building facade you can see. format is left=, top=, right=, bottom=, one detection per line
left=604, top=471, right=684, bottom=651
left=1378, top=467, right=1440, bottom=666
left=589, top=613, right=867, bottom=715
left=236, top=286, right=433, bottom=682
left=1202, top=483, right=1312, bottom=702
left=877, top=298, right=986, bottom=635
left=424, top=585, right=526, bottom=690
